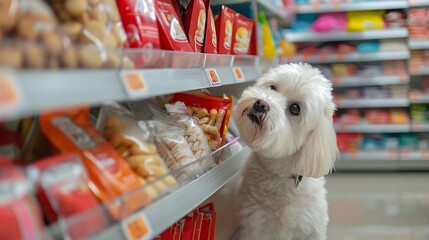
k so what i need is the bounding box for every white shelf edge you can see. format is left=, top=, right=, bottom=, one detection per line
left=295, top=1, right=408, bottom=13
left=411, top=122, right=429, bottom=132
left=90, top=147, right=251, bottom=240
left=335, top=159, right=429, bottom=171
left=339, top=151, right=399, bottom=161
left=409, top=0, right=429, bottom=7
left=335, top=124, right=410, bottom=133
left=409, top=40, right=429, bottom=49
left=336, top=98, right=409, bottom=108
left=285, top=28, right=408, bottom=43
left=284, top=51, right=409, bottom=64
left=333, top=76, right=408, bottom=87
left=409, top=95, right=429, bottom=103
left=410, top=69, right=429, bottom=76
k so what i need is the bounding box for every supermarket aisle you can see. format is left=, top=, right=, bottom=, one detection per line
left=327, top=173, right=429, bottom=240
left=214, top=173, right=429, bottom=240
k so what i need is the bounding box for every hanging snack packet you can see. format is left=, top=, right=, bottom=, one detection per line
left=169, top=93, right=233, bottom=151
left=39, top=107, right=149, bottom=219
left=215, top=6, right=236, bottom=54
left=184, top=0, right=207, bottom=52
left=97, top=103, right=177, bottom=196
left=230, top=13, right=254, bottom=55
left=203, top=2, right=217, bottom=54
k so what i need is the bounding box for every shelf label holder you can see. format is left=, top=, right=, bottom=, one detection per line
left=120, top=70, right=148, bottom=99
left=205, top=68, right=222, bottom=87
left=233, top=67, right=245, bottom=82
left=122, top=212, right=153, bottom=240
left=0, top=68, right=22, bottom=119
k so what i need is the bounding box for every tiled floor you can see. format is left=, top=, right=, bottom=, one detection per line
left=212, top=173, right=429, bottom=240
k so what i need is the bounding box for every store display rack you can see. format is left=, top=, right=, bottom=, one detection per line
left=335, top=124, right=411, bottom=133
left=285, top=28, right=409, bottom=43
left=408, top=0, right=429, bottom=7
left=282, top=51, right=410, bottom=64
left=409, top=39, right=429, bottom=50
left=411, top=122, right=429, bottom=131
left=335, top=98, right=409, bottom=108
left=333, top=75, right=409, bottom=87
left=335, top=159, right=429, bottom=171
left=409, top=94, right=429, bottom=103
left=295, top=0, right=408, bottom=13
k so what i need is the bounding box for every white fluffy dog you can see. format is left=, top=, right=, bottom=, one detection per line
left=232, top=63, right=338, bottom=240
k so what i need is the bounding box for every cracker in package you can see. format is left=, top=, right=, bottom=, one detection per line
left=97, top=103, right=177, bottom=197
left=169, top=93, right=233, bottom=151
left=231, top=13, right=254, bottom=55
left=39, top=107, right=149, bottom=219
left=203, top=2, right=217, bottom=54
left=215, top=5, right=236, bottom=54
left=184, top=0, right=206, bottom=52
left=155, top=0, right=193, bottom=51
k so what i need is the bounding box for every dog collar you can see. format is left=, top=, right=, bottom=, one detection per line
left=294, top=175, right=303, bottom=188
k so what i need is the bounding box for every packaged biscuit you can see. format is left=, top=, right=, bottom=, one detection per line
left=97, top=103, right=177, bottom=196
left=231, top=13, right=254, bottom=55
left=115, top=0, right=160, bottom=49
left=184, top=0, right=207, bottom=52
left=203, top=2, right=217, bottom=54
left=169, top=93, right=233, bottom=152
left=155, top=0, right=193, bottom=51
left=39, top=107, right=149, bottom=219
left=215, top=6, right=236, bottom=54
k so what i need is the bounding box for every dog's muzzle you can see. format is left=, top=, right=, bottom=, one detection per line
left=243, top=99, right=269, bottom=127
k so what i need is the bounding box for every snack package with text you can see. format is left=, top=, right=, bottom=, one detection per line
left=39, top=107, right=149, bottom=219
left=27, top=153, right=105, bottom=239
left=198, top=203, right=217, bottom=240
left=97, top=103, right=177, bottom=198
left=203, top=2, right=217, bottom=54
left=169, top=93, right=233, bottom=152
left=155, top=0, right=193, bottom=51
left=231, top=13, right=254, bottom=55
left=215, top=6, right=236, bottom=54
left=184, top=0, right=207, bottom=52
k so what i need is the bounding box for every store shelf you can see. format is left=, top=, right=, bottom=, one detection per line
left=339, top=151, right=399, bottom=161
left=295, top=1, right=408, bottom=13
left=411, top=122, right=429, bottom=132
left=409, top=94, right=429, bottom=103
left=333, top=75, right=409, bottom=87
left=335, top=159, right=429, bottom=171
left=335, top=124, right=411, bottom=133
left=284, top=28, right=408, bottom=43
left=399, top=150, right=429, bottom=160
left=409, top=0, right=429, bottom=7
left=91, top=146, right=250, bottom=240
left=211, top=0, right=288, bottom=19
left=283, top=51, right=410, bottom=64
left=335, top=98, right=409, bottom=108
left=409, top=39, right=429, bottom=49
left=410, top=69, right=429, bottom=76
left=0, top=52, right=261, bottom=121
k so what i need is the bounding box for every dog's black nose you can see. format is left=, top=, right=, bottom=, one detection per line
left=253, top=99, right=270, bottom=112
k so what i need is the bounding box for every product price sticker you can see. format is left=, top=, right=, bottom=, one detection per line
left=233, top=67, right=245, bottom=82
left=205, top=68, right=222, bottom=87
left=0, top=69, right=22, bottom=118
left=121, top=70, right=148, bottom=99
left=122, top=212, right=153, bottom=240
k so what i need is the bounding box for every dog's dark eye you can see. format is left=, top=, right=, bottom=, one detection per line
left=269, top=85, right=277, bottom=91
left=289, top=103, right=300, bottom=116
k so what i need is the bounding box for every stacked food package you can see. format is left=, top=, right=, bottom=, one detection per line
left=0, top=91, right=234, bottom=238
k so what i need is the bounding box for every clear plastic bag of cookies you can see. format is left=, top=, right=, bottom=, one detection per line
left=0, top=0, right=76, bottom=69
left=96, top=103, right=177, bottom=199
left=45, top=0, right=134, bottom=69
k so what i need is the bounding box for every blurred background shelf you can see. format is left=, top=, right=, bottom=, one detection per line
left=211, top=0, right=288, bottom=19
left=409, top=94, right=429, bottom=103
left=333, top=75, right=409, bottom=87
left=335, top=98, right=409, bottom=108
left=285, top=28, right=408, bottom=43
left=409, top=40, right=429, bottom=49
left=284, top=51, right=410, bottom=64
left=410, top=69, right=429, bottom=76
left=408, top=0, right=429, bottom=7
left=335, top=160, right=429, bottom=171
left=335, top=124, right=411, bottom=133
left=91, top=147, right=250, bottom=240
left=295, top=0, right=408, bottom=13
left=411, top=122, right=429, bottom=131
left=339, top=151, right=399, bottom=161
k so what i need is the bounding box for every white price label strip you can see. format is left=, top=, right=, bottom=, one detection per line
left=0, top=69, right=22, bottom=118
left=122, top=212, right=153, bottom=240
left=233, top=67, right=245, bottom=82
left=121, top=70, right=148, bottom=99
left=205, top=68, right=221, bottom=87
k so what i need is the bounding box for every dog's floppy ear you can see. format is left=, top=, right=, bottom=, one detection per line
left=291, top=110, right=338, bottom=178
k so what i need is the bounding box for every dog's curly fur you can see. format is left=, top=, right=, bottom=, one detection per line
left=232, top=63, right=338, bottom=240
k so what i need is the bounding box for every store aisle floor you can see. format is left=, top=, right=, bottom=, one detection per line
left=327, top=173, right=429, bottom=240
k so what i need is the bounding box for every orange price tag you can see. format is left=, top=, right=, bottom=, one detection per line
left=388, top=150, right=397, bottom=159
left=421, top=150, right=429, bottom=159
left=409, top=92, right=420, bottom=102
left=121, top=70, right=148, bottom=99
left=349, top=151, right=358, bottom=159
left=336, top=53, right=345, bottom=61
left=122, top=213, right=152, bottom=240
left=413, top=122, right=423, bottom=130
left=205, top=68, right=221, bottom=86
left=0, top=70, right=21, bottom=117
left=302, top=54, right=311, bottom=62
left=311, top=2, right=320, bottom=10
left=320, top=52, right=330, bottom=61
left=295, top=4, right=302, bottom=12
left=335, top=97, right=343, bottom=105
left=400, top=149, right=410, bottom=159
left=332, top=77, right=341, bottom=85
left=233, top=67, right=245, bottom=82
left=332, top=1, right=341, bottom=10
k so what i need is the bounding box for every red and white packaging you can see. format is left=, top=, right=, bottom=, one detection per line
left=184, top=0, right=207, bottom=52
left=204, top=3, right=218, bottom=54
left=230, top=13, right=254, bottom=55
left=215, top=6, right=236, bottom=54
left=116, top=0, right=160, bottom=49
left=155, top=0, right=193, bottom=51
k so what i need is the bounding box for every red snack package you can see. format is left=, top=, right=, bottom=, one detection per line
left=27, top=153, right=105, bottom=239
left=204, top=2, right=217, bottom=54
left=0, top=128, right=23, bottom=160
left=198, top=203, right=217, bottom=240
left=215, top=6, right=236, bottom=54
left=230, top=13, right=254, bottom=55
left=184, top=0, right=207, bottom=52
left=155, top=0, right=193, bottom=51
left=116, top=0, right=160, bottom=49
left=169, top=93, right=233, bottom=151
left=39, top=107, right=149, bottom=219
left=0, top=161, right=46, bottom=240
